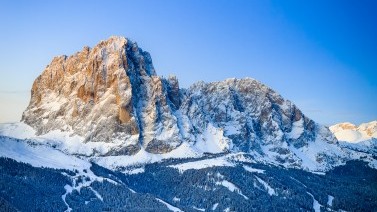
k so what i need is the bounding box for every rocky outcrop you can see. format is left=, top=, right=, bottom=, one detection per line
left=22, top=36, right=182, bottom=154
left=22, top=36, right=336, bottom=160
left=181, top=78, right=334, bottom=153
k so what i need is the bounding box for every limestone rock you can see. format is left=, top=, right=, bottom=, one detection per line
left=22, top=36, right=182, bottom=155
left=22, top=36, right=336, bottom=165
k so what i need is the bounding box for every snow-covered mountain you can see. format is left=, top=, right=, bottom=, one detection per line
left=12, top=36, right=362, bottom=172
left=330, top=121, right=377, bottom=143
left=329, top=121, right=377, bottom=157
left=1, top=36, right=377, bottom=212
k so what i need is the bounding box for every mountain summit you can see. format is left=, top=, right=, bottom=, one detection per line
left=330, top=121, right=377, bottom=143
left=19, top=36, right=368, bottom=171
left=22, top=36, right=183, bottom=155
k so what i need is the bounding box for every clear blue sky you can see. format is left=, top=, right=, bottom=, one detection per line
left=0, top=0, right=376, bottom=125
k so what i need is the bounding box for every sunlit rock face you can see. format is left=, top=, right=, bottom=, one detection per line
left=22, top=36, right=336, bottom=163
left=22, top=36, right=182, bottom=154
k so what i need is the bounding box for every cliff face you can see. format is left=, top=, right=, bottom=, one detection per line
left=22, top=36, right=337, bottom=167
left=22, top=36, right=182, bottom=155
left=181, top=78, right=328, bottom=151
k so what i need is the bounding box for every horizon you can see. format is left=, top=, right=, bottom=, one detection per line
left=0, top=0, right=376, bottom=126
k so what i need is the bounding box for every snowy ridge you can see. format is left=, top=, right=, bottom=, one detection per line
left=1, top=121, right=376, bottom=172
left=0, top=135, right=90, bottom=170
left=330, top=121, right=377, bottom=143
left=329, top=121, right=377, bottom=169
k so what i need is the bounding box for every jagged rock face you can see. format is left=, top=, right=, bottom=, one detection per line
left=22, top=36, right=335, bottom=158
left=22, top=36, right=182, bottom=154
left=181, top=78, right=335, bottom=153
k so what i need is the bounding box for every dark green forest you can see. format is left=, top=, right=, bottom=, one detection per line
left=1, top=157, right=376, bottom=212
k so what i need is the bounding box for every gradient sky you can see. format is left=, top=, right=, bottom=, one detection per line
left=0, top=0, right=376, bottom=126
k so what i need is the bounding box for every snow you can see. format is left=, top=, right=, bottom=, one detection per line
left=307, top=192, right=322, bottom=212
left=212, top=203, right=219, bottom=210
left=0, top=122, right=126, bottom=157
left=312, top=171, right=326, bottom=175
left=0, top=122, right=36, bottom=139
left=333, top=130, right=364, bottom=143
left=155, top=198, right=183, bottom=212
left=0, top=136, right=91, bottom=171
left=1, top=120, right=346, bottom=173
left=94, top=142, right=201, bottom=170
left=290, top=177, right=307, bottom=188
left=330, top=121, right=377, bottom=143
left=0, top=135, right=120, bottom=209
left=89, top=187, right=103, bottom=201
left=122, top=167, right=145, bottom=175
left=327, top=195, right=334, bottom=207
left=0, top=122, right=210, bottom=170
left=194, top=123, right=232, bottom=154
left=224, top=123, right=240, bottom=135
left=1, top=120, right=376, bottom=178
left=288, top=118, right=304, bottom=139
left=288, top=136, right=347, bottom=171
left=243, top=165, right=265, bottom=173
left=254, top=176, right=276, bottom=196
left=227, top=152, right=254, bottom=163
left=62, top=185, right=73, bottom=212
left=193, top=206, right=205, bottom=211
left=215, top=179, right=249, bottom=200
left=169, top=156, right=234, bottom=173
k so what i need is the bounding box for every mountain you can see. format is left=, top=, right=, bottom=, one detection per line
left=330, top=121, right=377, bottom=156
left=19, top=36, right=346, bottom=171
left=1, top=36, right=377, bottom=211
left=330, top=121, right=377, bottom=143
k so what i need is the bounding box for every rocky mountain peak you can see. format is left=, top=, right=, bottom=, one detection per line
left=22, top=36, right=168, bottom=155
left=21, top=36, right=340, bottom=170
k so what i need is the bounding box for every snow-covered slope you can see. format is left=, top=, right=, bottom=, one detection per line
left=0, top=135, right=89, bottom=171
left=330, top=121, right=377, bottom=143
left=328, top=121, right=377, bottom=168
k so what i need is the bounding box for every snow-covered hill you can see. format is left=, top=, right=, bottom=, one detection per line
left=330, top=121, right=377, bottom=143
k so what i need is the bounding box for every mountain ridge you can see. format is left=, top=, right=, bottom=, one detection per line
left=330, top=121, right=377, bottom=143
left=22, top=37, right=330, bottom=142
left=15, top=36, right=353, bottom=171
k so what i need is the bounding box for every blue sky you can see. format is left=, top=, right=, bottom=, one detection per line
left=0, top=0, right=376, bottom=125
